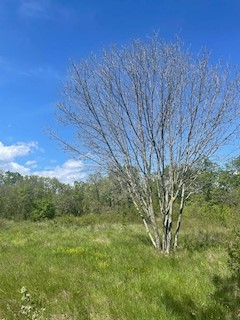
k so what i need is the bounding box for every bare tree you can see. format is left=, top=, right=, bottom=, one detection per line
left=54, top=35, right=240, bottom=253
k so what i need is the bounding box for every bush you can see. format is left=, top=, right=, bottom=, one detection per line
left=212, top=228, right=240, bottom=319
left=228, top=229, right=240, bottom=279
left=185, top=197, right=233, bottom=226
left=0, top=219, right=6, bottom=228
left=182, top=230, right=224, bottom=251
left=31, top=199, right=55, bottom=221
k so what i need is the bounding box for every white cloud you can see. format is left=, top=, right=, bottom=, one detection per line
left=0, top=141, right=38, bottom=175
left=0, top=161, right=31, bottom=175
left=0, top=141, right=86, bottom=184
left=0, top=141, right=38, bottom=162
left=34, top=159, right=86, bottom=184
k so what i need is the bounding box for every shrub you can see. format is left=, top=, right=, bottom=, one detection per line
left=31, top=199, right=55, bottom=221
left=182, top=230, right=224, bottom=251
left=228, top=228, right=240, bottom=280
left=212, top=228, right=240, bottom=319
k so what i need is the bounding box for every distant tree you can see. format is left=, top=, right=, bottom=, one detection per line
left=0, top=173, right=65, bottom=220
left=3, top=171, right=23, bottom=186
left=53, top=181, right=85, bottom=216
left=0, top=171, right=24, bottom=219
left=214, top=156, right=240, bottom=208
left=54, top=35, right=240, bottom=253
left=99, top=172, right=134, bottom=213
left=31, top=197, right=55, bottom=221
left=190, top=159, right=219, bottom=202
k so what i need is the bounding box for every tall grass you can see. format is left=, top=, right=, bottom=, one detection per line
left=0, top=213, right=232, bottom=319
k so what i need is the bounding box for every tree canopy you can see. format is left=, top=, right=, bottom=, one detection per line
left=55, top=36, right=240, bottom=252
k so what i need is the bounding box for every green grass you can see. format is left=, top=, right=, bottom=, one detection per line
left=0, top=214, right=233, bottom=319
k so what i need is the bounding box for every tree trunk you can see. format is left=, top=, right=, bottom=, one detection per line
left=148, top=203, right=161, bottom=251
left=173, top=184, right=185, bottom=251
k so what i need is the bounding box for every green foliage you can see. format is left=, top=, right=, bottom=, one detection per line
left=182, top=230, right=225, bottom=252
left=1, top=155, right=240, bottom=224
left=54, top=210, right=140, bottom=228
left=210, top=228, right=240, bottom=320
left=31, top=199, right=55, bottom=221
left=185, top=196, right=232, bottom=227
left=228, top=229, right=240, bottom=278
left=0, top=170, right=135, bottom=221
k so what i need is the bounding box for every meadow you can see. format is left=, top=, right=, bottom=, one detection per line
left=0, top=212, right=236, bottom=320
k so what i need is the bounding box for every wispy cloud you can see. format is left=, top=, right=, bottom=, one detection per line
left=25, top=160, right=38, bottom=168
left=22, top=65, right=60, bottom=80
left=0, top=58, right=60, bottom=86
left=18, top=0, right=78, bottom=22
left=19, top=0, right=50, bottom=19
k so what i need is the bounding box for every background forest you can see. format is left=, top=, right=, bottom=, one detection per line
left=1, top=157, right=240, bottom=224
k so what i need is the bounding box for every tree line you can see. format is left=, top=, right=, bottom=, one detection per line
left=0, top=170, right=134, bottom=221
left=0, top=156, right=240, bottom=222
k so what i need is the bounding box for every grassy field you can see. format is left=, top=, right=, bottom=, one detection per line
left=0, top=213, right=234, bottom=319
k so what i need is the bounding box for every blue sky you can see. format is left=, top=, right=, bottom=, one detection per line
left=1, top=0, right=240, bottom=183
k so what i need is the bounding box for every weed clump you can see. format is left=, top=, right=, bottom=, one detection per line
left=212, top=228, right=240, bottom=319
left=19, top=287, right=46, bottom=320
left=0, top=287, right=47, bottom=320
left=228, top=229, right=240, bottom=278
